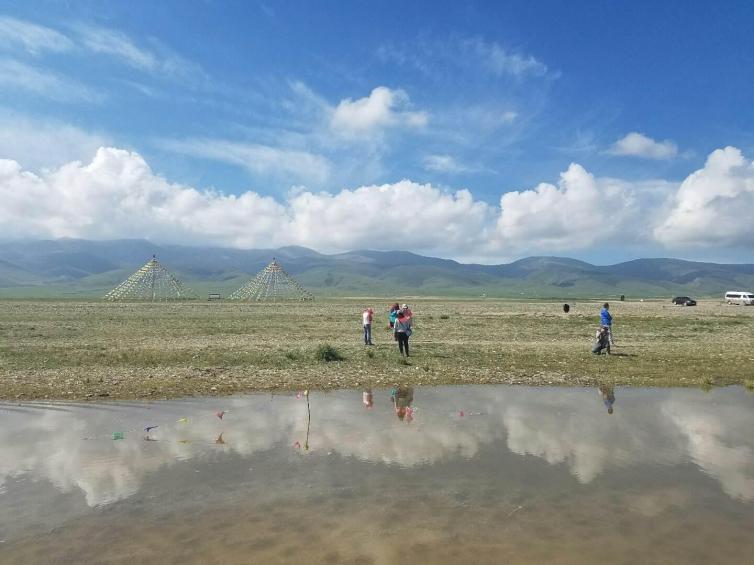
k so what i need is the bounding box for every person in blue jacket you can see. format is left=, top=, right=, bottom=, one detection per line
left=600, top=302, right=614, bottom=345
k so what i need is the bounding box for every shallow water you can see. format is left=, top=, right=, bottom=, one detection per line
left=1, top=385, right=753, bottom=564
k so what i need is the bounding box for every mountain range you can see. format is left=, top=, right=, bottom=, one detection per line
left=0, top=238, right=753, bottom=298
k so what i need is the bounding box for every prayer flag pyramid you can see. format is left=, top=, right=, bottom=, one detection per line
left=229, top=259, right=313, bottom=301
left=104, top=255, right=194, bottom=301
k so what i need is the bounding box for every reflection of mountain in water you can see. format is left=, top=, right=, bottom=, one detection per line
left=0, top=386, right=752, bottom=507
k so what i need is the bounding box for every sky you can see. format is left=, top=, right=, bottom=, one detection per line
left=0, top=0, right=753, bottom=264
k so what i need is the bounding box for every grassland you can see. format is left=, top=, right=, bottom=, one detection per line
left=0, top=299, right=753, bottom=399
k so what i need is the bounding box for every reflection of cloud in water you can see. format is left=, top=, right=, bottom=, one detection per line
left=0, top=387, right=752, bottom=507
left=501, top=390, right=684, bottom=483
left=663, top=397, right=754, bottom=501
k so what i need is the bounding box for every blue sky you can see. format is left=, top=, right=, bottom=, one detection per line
left=1, top=1, right=754, bottom=263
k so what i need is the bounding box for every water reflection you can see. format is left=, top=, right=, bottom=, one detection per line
left=0, top=386, right=752, bottom=510
left=598, top=384, right=615, bottom=414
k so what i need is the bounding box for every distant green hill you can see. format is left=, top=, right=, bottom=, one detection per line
left=0, top=238, right=752, bottom=299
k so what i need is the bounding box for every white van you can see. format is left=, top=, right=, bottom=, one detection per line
left=724, top=291, right=754, bottom=305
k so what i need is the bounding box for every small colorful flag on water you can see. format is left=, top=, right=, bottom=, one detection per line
left=112, top=432, right=125, bottom=440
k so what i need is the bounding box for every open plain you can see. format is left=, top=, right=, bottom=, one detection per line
left=1, top=298, right=753, bottom=400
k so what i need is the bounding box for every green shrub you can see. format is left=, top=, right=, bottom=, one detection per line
left=439, top=314, right=450, bottom=320
left=366, top=349, right=375, bottom=358
left=315, top=344, right=344, bottom=362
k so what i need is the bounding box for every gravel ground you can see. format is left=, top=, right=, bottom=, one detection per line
left=1, top=298, right=752, bottom=400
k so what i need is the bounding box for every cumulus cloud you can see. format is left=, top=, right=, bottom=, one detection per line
left=655, top=146, right=754, bottom=246
left=608, top=132, right=678, bottom=160
left=3, top=144, right=754, bottom=258
left=496, top=163, right=662, bottom=250
left=330, top=86, right=428, bottom=135
left=0, top=147, right=492, bottom=254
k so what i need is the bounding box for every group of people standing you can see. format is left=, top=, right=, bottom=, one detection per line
left=362, top=300, right=615, bottom=358
left=362, top=303, right=413, bottom=357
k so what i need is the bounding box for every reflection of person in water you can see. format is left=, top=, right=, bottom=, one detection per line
left=362, top=388, right=373, bottom=409
left=390, top=386, right=414, bottom=422
left=599, top=385, right=615, bottom=414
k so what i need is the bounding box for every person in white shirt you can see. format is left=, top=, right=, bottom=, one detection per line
left=362, top=307, right=374, bottom=345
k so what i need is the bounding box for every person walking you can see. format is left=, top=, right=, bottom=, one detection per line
left=394, top=307, right=413, bottom=358
left=362, top=307, right=374, bottom=345
left=600, top=302, right=614, bottom=345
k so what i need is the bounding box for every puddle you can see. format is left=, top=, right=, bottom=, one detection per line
left=1, top=385, right=753, bottom=564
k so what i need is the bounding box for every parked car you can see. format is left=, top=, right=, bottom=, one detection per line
left=671, top=296, right=697, bottom=306
left=725, top=291, right=754, bottom=305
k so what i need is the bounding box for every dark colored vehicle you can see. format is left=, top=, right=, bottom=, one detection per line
left=672, top=296, right=697, bottom=306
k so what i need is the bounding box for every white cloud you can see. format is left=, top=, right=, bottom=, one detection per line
left=75, top=24, right=156, bottom=70
left=330, top=86, right=428, bottom=135
left=495, top=163, right=668, bottom=250
left=0, top=16, right=73, bottom=54
left=0, top=58, right=101, bottom=102
left=465, top=37, right=549, bottom=78
left=423, top=154, right=467, bottom=173
left=655, top=146, right=754, bottom=246
left=287, top=180, right=493, bottom=251
left=378, top=36, right=551, bottom=81
left=159, top=138, right=332, bottom=185
left=0, top=16, right=204, bottom=83
left=2, top=145, right=754, bottom=258
left=0, top=147, right=492, bottom=254
left=608, top=132, right=678, bottom=160
left=73, top=23, right=204, bottom=81
left=1, top=388, right=751, bottom=509
left=0, top=111, right=110, bottom=170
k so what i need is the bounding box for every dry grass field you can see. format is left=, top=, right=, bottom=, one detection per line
left=1, top=299, right=753, bottom=399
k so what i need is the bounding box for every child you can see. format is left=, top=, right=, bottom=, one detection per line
left=388, top=303, right=399, bottom=329
left=592, top=326, right=610, bottom=355
left=600, top=302, right=614, bottom=345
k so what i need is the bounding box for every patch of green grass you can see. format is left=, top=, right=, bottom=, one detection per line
left=365, top=349, right=375, bottom=358
left=439, top=314, right=450, bottom=320
left=315, top=344, right=344, bottom=362
left=284, top=350, right=303, bottom=361
left=700, top=376, right=715, bottom=391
